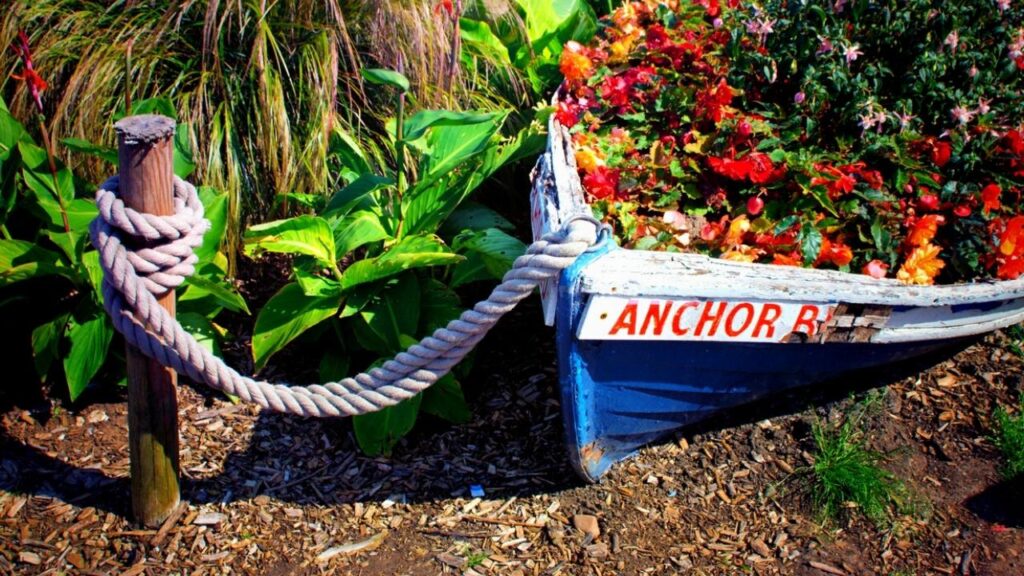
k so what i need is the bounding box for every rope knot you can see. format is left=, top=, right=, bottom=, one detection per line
left=92, top=175, right=210, bottom=297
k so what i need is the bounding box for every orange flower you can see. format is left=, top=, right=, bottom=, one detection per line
left=907, top=214, right=944, bottom=247
left=721, top=247, right=758, bottom=262
left=574, top=146, right=604, bottom=173
left=999, top=215, right=1024, bottom=256
left=897, top=244, right=945, bottom=285
left=724, top=215, right=750, bottom=247
left=772, top=252, right=802, bottom=266
left=559, top=41, right=593, bottom=84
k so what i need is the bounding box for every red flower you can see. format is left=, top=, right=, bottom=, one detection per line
left=554, top=100, right=581, bottom=128
left=582, top=166, right=621, bottom=201
left=433, top=0, right=455, bottom=18
left=10, top=30, right=46, bottom=112
left=695, top=78, right=734, bottom=122
left=982, top=184, right=1002, bottom=214
left=707, top=155, right=750, bottom=180
left=817, top=237, right=853, bottom=267
left=747, top=152, right=787, bottom=184
left=917, top=193, right=940, bottom=212
left=907, top=214, right=944, bottom=247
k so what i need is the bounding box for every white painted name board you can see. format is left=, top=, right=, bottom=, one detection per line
left=578, top=295, right=836, bottom=342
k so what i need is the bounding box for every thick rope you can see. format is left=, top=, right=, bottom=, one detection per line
left=90, top=176, right=600, bottom=417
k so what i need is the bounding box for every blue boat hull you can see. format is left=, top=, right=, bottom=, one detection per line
left=555, top=248, right=969, bottom=481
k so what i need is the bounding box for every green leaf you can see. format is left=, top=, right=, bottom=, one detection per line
left=0, top=240, right=66, bottom=286
left=81, top=250, right=105, bottom=299
left=403, top=110, right=502, bottom=143
left=63, top=315, right=114, bottom=401
left=451, top=228, right=525, bottom=286
left=180, top=273, right=251, bottom=315
left=421, top=374, right=472, bottom=424
left=32, top=315, right=68, bottom=381
left=421, top=279, right=462, bottom=333
left=319, top=348, right=350, bottom=384
left=341, top=234, right=463, bottom=290
left=196, top=186, right=228, bottom=264
left=120, top=97, right=177, bottom=120
left=0, top=106, right=26, bottom=161
left=361, top=68, right=411, bottom=92
left=19, top=141, right=75, bottom=227
left=323, top=174, right=391, bottom=218
left=245, top=215, right=336, bottom=267
left=294, top=266, right=343, bottom=298
left=330, top=126, right=374, bottom=182
left=174, top=123, right=196, bottom=178
left=800, top=224, right=823, bottom=266
left=353, top=393, right=421, bottom=456
left=60, top=138, right=118, bottom=165
left=354, top=273, right=421, bottom=354
left=332, top=211, right=390, bottom=257
left=440, top=203, right=515, bottom=237
left=179, top=312, right=222, bottom=356
left=251, top=282, right=339, bottom=370
left=460, top=19, right=512, bottom=65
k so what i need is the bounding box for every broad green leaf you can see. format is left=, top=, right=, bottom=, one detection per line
left=421, top=279, right=462, bottom=333
left=323, top=174, right=392, bottom=218
left=32, top=315, right=68, bottom=381
left=294, top=266, right=343, bottom=298
left=330, top=126, right=373, bottom=182
left=180, top=273, right=251, bottom=315
left=403, top=110, right=502, bottom=142
left=119, top=97, right=177, bottom=120
left=800, top=224, right=823, bottom=266
left=179, top=312, right=222, bottom=356
left=460, top=19, right=512, bottom=65
left=333, top=211, right=390, bottom=257
left=421, top=374, right=472, bottom=424
left=174, top=123, right=196, bottom=178
left=440, top=202, right=515, bottom=236
left=355, top=273, right=421, bottom=354
left=0, top=240, right=66, bottom=286
left=451, top=228, right=526, bottom=287
left=61, top=138, right=118, bottom=165
left=196, top=186, right=228, bottom=264
left=64, top=315, right=114, bottom=401
left=318, top=339, right=350, bottom=383
left=81, top=250, right=104, bottom=301
left=0, top=106, right=25, bottom=160
left=341, top=234, right=463, bottom=289
left=251, top=282, right=339, bottom=370
left=353, top=393, right=421, bottom=456
left=19, top=141, right=75, bottom=227
left=361, top=68, right=411, bottom=92
left=245, top=215, right=336, bottom=267
left=67, top=198, right=98, bottom=233
left=420, top=113, right=506, bottom=183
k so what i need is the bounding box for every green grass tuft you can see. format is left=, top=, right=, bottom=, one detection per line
left=809, top=402, right=909, bottom=526
left=992, top=397, right=1024, bottom=480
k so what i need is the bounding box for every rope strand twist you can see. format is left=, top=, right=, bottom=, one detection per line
left=90, top=175, right=600, bottom=417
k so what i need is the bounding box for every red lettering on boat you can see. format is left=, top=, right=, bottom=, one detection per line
left=752, top=303, right=782, bottom=338
left=609, top=302, right=638, bottom=335
left=640, top=301, right=673, bottom=336
left=792, top=305, right=821, bottom=335
left=671, top=301, right=699, bottom=335
left=694, top=301, right=728, bottom=337
left=725, top=302, right=755, bottom=337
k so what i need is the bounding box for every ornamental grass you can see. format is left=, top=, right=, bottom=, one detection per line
left=558, top=0, right=1024, bottom=284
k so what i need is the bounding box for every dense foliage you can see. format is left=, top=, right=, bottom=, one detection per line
left=558, top=0, right=1024, bottom=284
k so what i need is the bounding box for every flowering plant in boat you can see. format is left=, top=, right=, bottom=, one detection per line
left=557, top=0, right=1024, bottom=284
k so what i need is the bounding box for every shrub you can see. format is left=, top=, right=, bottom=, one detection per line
left=993, top=396, right=1024, bottom=479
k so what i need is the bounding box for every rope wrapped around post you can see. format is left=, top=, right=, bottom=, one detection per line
left=90, top=175, right=602, bottom=418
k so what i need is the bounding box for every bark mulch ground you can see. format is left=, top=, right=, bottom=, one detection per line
left=3, top=294, right=1024, bottom=575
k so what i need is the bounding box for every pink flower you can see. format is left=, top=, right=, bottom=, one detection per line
left=997, top=0, right=1011, bottom=12
left=794, top=91, right=806, bottom=104
left=833, top=0, right=848, bottom=13
left=894, top=111, right=916, bottom=131
left=976, top=97, right=992, bottom=115
left=863, top=259, right=889, bottom=279
left=951, top=105, right=975, bottom=125
left=944, top=31, right=960, bottom=52
left=843, top=43, right=863, bottom=66
left=816, top=36, right=834, bottom=56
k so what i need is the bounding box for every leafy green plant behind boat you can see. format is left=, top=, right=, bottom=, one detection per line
left=245, top=69, right=545, bottom=455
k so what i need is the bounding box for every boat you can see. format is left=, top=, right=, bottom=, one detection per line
left=531, top=116, right=1024, bottom=482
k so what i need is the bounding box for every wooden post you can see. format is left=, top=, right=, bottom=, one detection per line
left=115, top=115, right=180, bottom=527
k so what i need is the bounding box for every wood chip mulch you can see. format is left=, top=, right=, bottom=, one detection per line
left=3, top=302, right=1024, bottom=575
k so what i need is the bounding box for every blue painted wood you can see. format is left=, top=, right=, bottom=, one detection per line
left=556, top=246, right=970, bottom=482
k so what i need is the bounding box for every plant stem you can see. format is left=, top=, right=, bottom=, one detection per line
left=37, top=117, right=71, bottom=234
left=394, top=56, right=407, bottom=240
